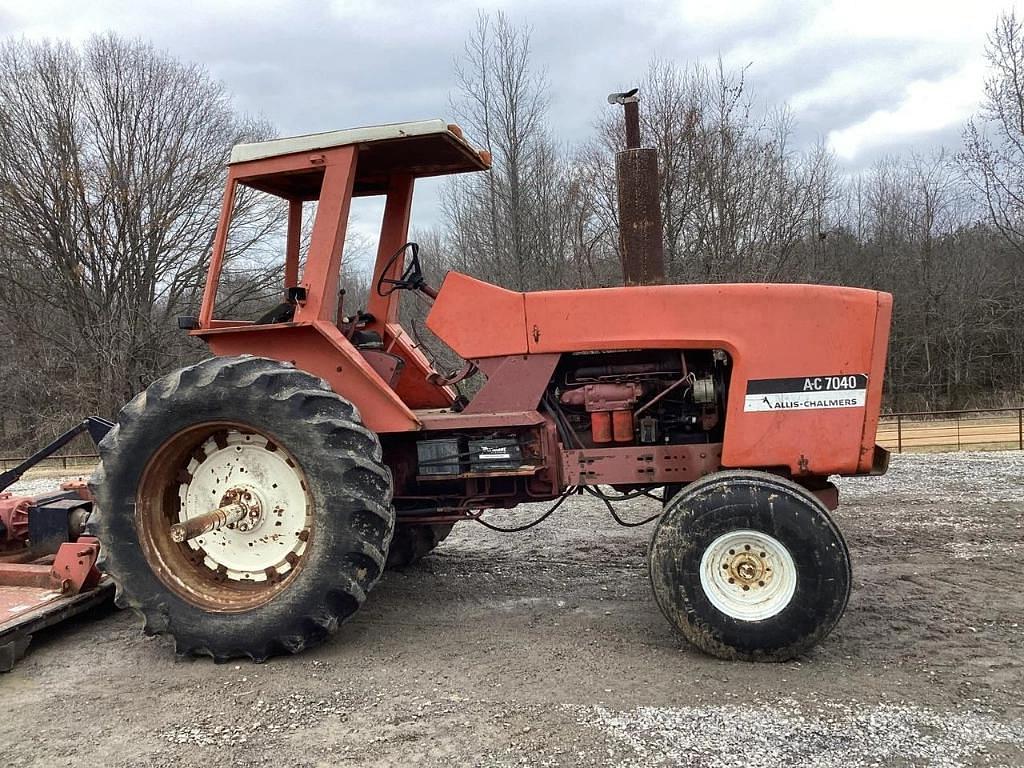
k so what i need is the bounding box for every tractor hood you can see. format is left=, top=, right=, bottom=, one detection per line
left=427, top=271, right=893, bottom=477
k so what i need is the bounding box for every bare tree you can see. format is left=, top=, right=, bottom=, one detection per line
left=0, top=34, right=273, bottom=448
left=443, top=11, right=574, bottom=291
left=580, top=59, right=839, bottom=285
left=821, top=151, right=1024, bottom=410
left=960, top=11, right=1024, bottom=255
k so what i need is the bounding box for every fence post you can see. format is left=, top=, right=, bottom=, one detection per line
left=897, top=415, right=903, bottom=454
left=1019, top=407, right=1023, bottom=451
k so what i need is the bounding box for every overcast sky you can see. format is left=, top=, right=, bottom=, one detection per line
left=0, top=0, right=1016, bottom=242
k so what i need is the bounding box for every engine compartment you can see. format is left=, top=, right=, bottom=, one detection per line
left=545, top=349, right=729, bottom=449
left=386, top=349, right=731, bottom=515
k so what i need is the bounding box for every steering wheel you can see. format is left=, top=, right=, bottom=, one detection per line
left=375, top=242, right=425, bottom=296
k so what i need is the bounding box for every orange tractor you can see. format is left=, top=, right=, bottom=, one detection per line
left=90, top=106, right=892, bottom=663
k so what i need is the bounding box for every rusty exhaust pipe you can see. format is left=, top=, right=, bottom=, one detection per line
left=608, top=88, right=665, bottom=286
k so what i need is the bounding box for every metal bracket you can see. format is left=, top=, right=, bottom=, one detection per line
left=0, top=417, right=114, bottom=493
left=49, top=537, right=102, bottom=594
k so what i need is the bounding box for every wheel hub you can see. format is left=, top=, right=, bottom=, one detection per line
left=699, top=529, right=797, bottom=621
left=176, top=431, right=311, bottom=583
left=223, top=487, right=264, bottom=533
left=732, top=556, right=762, bottom=584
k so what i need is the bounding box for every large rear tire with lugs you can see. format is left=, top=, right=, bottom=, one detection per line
left=650, top=470, right=850, bottom=662
left=386, top=523, right=454, bottom=568
left=89, top=356, right=394, bottom=662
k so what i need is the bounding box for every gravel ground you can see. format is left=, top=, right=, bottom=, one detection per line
left=2, top=452, right=1022, bottom=767
left=4, top=473, right=93, bottom=497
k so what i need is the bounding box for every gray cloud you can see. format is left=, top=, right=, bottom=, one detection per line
left=0, top=0, right=1005, bottom=217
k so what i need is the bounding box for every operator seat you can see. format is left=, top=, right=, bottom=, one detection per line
left=255, top=301, right=295, bottom=325
left=350, top=329, right=383, bottom=349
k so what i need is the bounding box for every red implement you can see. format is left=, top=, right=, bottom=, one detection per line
left=0, top=537, right=110, bottom=671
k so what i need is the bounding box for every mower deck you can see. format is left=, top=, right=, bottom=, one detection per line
left=0, top=538, right=113, bottom=671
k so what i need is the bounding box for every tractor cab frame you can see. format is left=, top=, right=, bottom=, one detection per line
left=193, top=120, right=489, bottom=433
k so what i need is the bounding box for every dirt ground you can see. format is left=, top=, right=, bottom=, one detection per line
left=2, top=451, right=1023, bottom=767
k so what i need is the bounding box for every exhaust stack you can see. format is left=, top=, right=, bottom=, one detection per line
left=608, top=88, right=665, bottom=286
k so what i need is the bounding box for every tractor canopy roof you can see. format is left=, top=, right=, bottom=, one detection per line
left=229, top=120, right=490, bottom=197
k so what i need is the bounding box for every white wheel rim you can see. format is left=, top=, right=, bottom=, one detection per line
left=699, top=529, right=797, bottom=621
left=177, top=430, right=311, bottom=582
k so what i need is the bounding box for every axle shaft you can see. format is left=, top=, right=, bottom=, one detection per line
left=171, top=501, right=247, bottom=543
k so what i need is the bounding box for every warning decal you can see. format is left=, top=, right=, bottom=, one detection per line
left=744, top=374, right=868, bottom=412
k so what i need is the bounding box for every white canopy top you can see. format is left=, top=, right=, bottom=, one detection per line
left=230, top=119, right=458, bottom=164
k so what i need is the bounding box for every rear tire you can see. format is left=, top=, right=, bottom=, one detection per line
left=386, top=523, right=454, bottom=568
left=650, top=470, right=850, bottom=662
left=89, top=356, right=394, bottom=662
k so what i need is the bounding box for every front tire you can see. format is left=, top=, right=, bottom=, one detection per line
left=89, top=356, right=394, bottom=662
left=649, top=470, right=850, bottom=662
